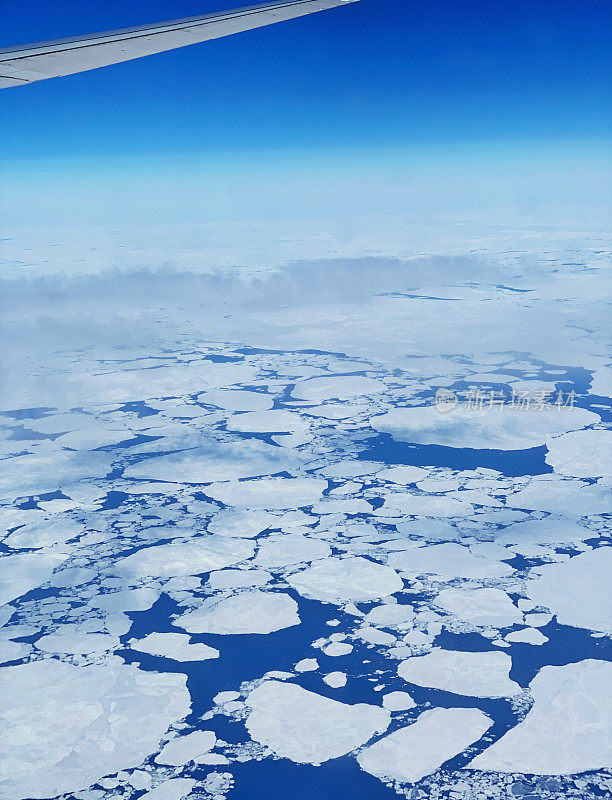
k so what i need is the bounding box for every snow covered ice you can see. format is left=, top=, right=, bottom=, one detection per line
left=0, top=215, right=611, bottom=799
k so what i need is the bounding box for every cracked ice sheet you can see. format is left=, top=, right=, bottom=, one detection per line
left=245, top=680, right=390, bottom=764
left=470, top=660, right=612, bottom=774
left=358, top=707, right=492, bottom=785
left=0, top=658, right=190, bottom=800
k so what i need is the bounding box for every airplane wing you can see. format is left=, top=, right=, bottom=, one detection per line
left=0, top=0, right=359, bottom=89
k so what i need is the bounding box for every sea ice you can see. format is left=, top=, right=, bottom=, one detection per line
left=287, top=556, right=403, bottom=603
left=371, top=405, right=598, bottom=450
left=155, top=730, right=216, bottom=765
left=398, top=649, right=520, bottom=697
left=545, top=429, right=611, bottom=477
left=291, top=375, right=386, bottom=401
left=176, top=590, right=300, bottom=635
left=434, top=588, right=523, bottom=628
left=204, top=477, right=326, bottom=509
left=323, top=671, right=347, bottom=688
left=131, top=632, right=219, bottom=661
left=389, top=543, right=512, bottom=581
left=140, top=779, right=196, bottom=800
left=0, top=658, right=190, bottom=800
left=0, top=551, right=69, bottom=607
left=469, top=660, right=612, bottom=774
left=254, top=534, right=331, bottom=568
left=525, top=547, right=611, bottom=633
left=245, top=680, right=390, bottom=764
left=381, top=691, right=416, bottom=711
left=358, top=707, right=491, bottom=784
left=114, top=537, right=255, bottom=580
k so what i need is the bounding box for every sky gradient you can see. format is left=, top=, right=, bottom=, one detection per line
left=1, top=0, right=611, bottom=224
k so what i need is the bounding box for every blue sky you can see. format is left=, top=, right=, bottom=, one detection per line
left=1, top=0, right=611, bottom=223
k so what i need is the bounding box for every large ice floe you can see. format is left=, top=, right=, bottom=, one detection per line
left=1, top=218, right=611, bottom=799
left=245, top=680, right=390, bottom=764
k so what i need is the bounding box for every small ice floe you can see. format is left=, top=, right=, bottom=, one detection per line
left=323, top=671, right=347, bottom=688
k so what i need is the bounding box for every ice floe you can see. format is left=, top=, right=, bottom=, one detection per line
left=204, top=477, right=326, bottom=509
left=398, top=649, right=520, bottom=697
left=287, top=556, right=403, bottom=603
left=434, top=588, right=523, bottom=628
left=358, top=707, right=492, bottom=784
left=389, top=543, right=512, bottom=581
left=525, top=547, right=611, bottom=633
left=0, top=658, right=190, bottom=800
left=114, top=537, right=255, bottom=580
left=470, top=660, right=612, bottom=774
left=176, top=590, right=300, bottom=635
left=545, top=429, right=611, bottom=477
left=130, top=632, right=219, bottom=661
left=245, top=679, right=390, bottom=764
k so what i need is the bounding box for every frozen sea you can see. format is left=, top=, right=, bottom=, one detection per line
left=0, top=214, right=611, bottom=800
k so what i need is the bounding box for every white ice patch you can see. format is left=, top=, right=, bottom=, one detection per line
left=226, top=409, right=307, bottom=434
left=155, top=730, right=216, bottom=765
left=204, top=477, right=327, bottom=510
left=0, top=658, right=190, bottom=800
left=434, top=588, right=523, bottom=628
left=382, top=691, right=416, bottom=711
left=495, top=517, right=594, bottom=547
left=245, top=680, right=390, bottom=764
left=207, top=509, right=278, bottom=538
left=323, top=671, right=347, bottom=688
left=0, top=551, right=69, bottom=607
left=525, top=547, right=612, bottom=633
left=123, top=440, right=301, bottom=484
left=287, top=557, right=403, bottom=604
left=378, top=493, right=474, bottom=518
left=114, top=538, right=254, bottom=580
left=131, top=633, right=219, bottom=661
left=140, top=779, right=196, bottom=800
left=35, top=631, right=119, bottom=655
left=398, top=649, right=520, bottom=697
left=207, top=569, right=271, bottom=590
left=545, top=429, right=611, bottom=477
left=198, top=389, right=274, bottom=412
left=291, top=376, right=386, bottom=402
left=504, top=628, right=548, bottom=645
left=389, top=543, right=512, bottom=582
left=176, top=590, right=300, bottom=635
left=469, top=660, right=612, bottom=774
left=358, top=707, right=492, bottom=785
left=4, top=517, right=82, bottom=550
left=371, top=405, right=598, bottom=450
left=255, top=534, right=331, bottom=568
